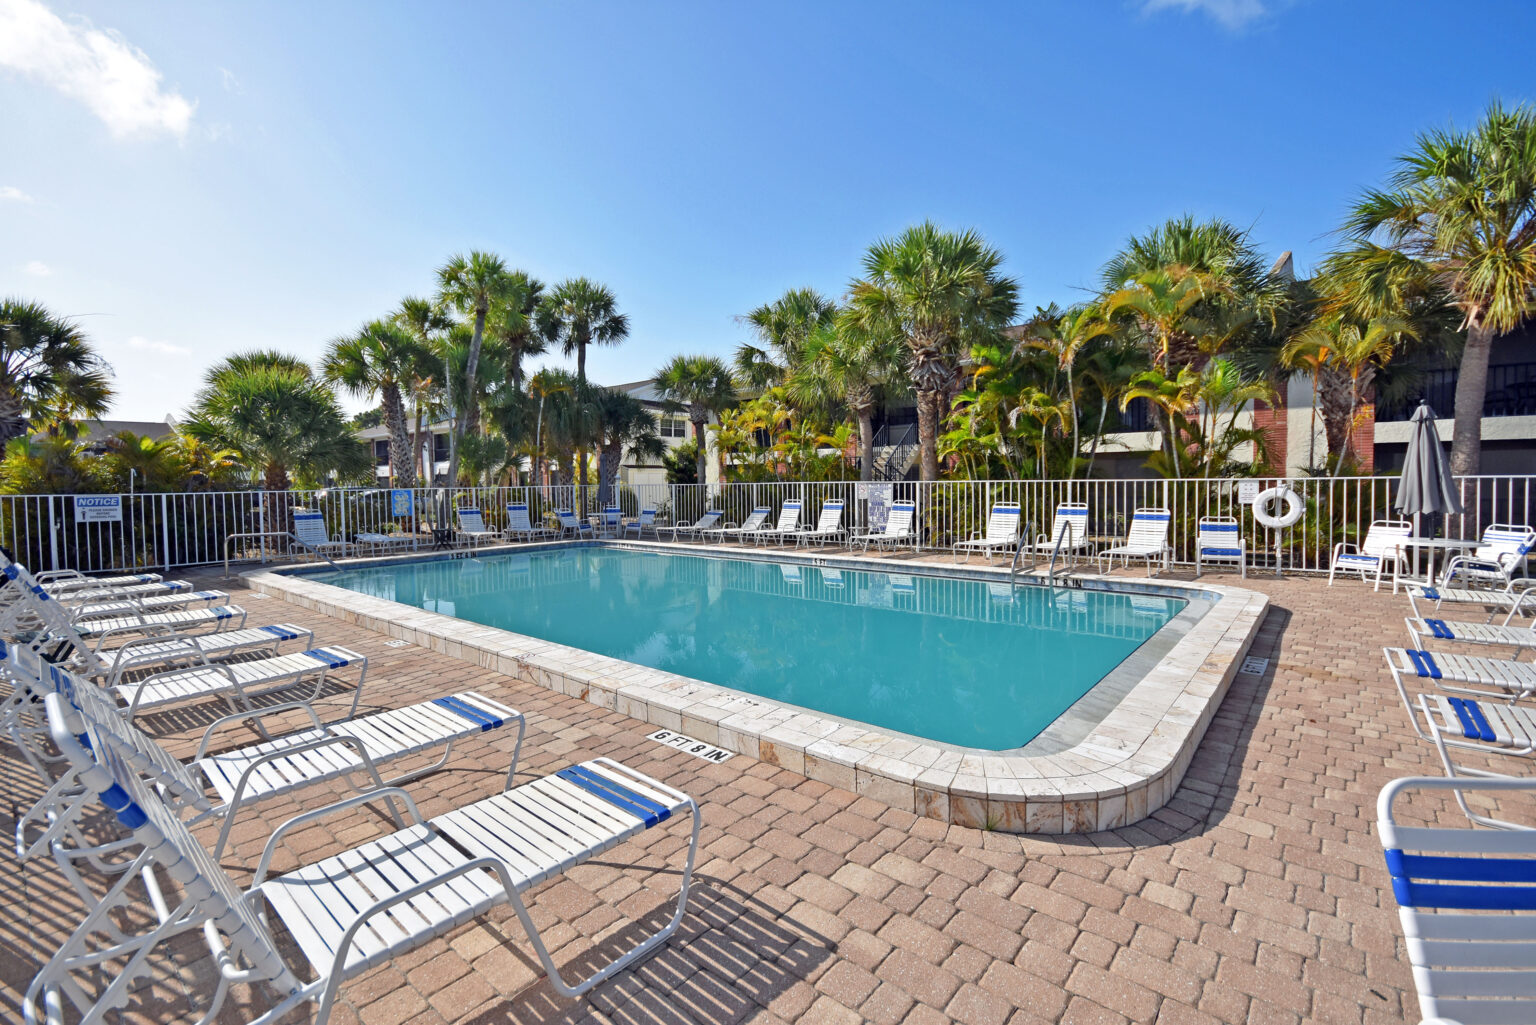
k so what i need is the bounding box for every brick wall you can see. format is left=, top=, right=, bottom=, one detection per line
left=1251, top=399, right=1287, bottom=474
left=1348, top=404, right=1375, bottom=472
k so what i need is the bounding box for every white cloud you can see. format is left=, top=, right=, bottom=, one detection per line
left=1143, top=0, right=1268, bottom=30
left=125, top=335, right=190, bottom=356
left=0, top=0, right=195, bottom=139
left=0, top=185, right=33, bottom=202
left=218, top=66, right=240, bottom=93
left=24, top=259, right=50, bottom=276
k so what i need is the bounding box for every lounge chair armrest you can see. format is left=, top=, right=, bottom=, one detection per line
left=253, top=786, right=425, bottom=885
left=196, top=699, right=326, bottom=758
left=1329, top=541, right=1356, bottom=558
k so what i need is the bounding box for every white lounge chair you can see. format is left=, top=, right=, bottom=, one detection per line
left=112, top=642, right=368, bottom=723
left=32, top=693, right=699, bottom=1023
left=1407, top=582, right=1536, bottom=623
left=292, top=511, right=353, bottom=559
left=1406, top=614, right=1536, bottom=655
left=1398, top=688, right=1536, bottom=803
left=34, top=661, right=523, bottom=861
left=596, top=506, right=624, bottom=538
left=954, top=502, right=1024, bottom=565
left=1377, top=776, right=1536, bottom=1023
left=795, top=500, right=846, bottom=547
left=755, top=501, right=804, bottom=546
left=66, top=587, right=230, bottom=623
left=623, top=508, right=658, bottom=539
left=455, top=507, right=500, bottom=547
left=704, top=506, right=772, bottom=543
left=53, top=579, right=192, bottom=604
left=504, top=502, right=557, bottom=542
left=1384, top=645, right=1536, bottom=703
left=656, top=509, right=722, bottom=541
left=1328, top=519, right=1411, bottom=592
left=852, top=501, right=917, bottom=553
left=354, top=531, right=416, bottom=554
left=1017, top=502, right=1091, bottom=568
left=61, top=605, right=249, bottom=645
left=556, top=509, right=595, bottom=539
left=1442, top=523, right=1536, bottom=590
left=1096, top=507, right=1172, bottom=577
left=35, top=570, right=163, bottom=593
left=1194, top=516, right=1245, bottom=578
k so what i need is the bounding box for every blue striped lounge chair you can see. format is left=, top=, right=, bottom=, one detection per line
left=623, top=508, right=658, bottom=538
left=1377, top=775, right=1536, bottom=1022
left=1443, top=523, right=1536, bottom=590
left=504, top=502, right=557, bottom=542
left=754, top=501, right=804, bottom=546
left=32, top=690, right=699, bottom=1022
left=455, top=508, right=500, bottom=547
left=1328, top=519, right=1411, bottom=592
left=955, top=502, right=1024, bottom=565
left=655, top=510, right=722, bottom=541
left=852, top=501, right=917, bottom=553
left=556, top=509, right=595, bottom=539
left=292, top=511, right=353, bottom=559
left=1195, top=515, right=1245, bottom=578
left=1384, top=645, right=1536, bottom=704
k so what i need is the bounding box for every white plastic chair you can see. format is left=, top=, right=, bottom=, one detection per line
left=795, top=500, right=846, bottom=547
left=555, top=509, right=595, bottom=539
left=1377, top=776, right=1536, bottom=1023
left=1328, top=519, right=1411, bottom=592
left=455, top=507, right=500, bottom=547
left=292, top=511, right=352, bottom=559
left=35, top=570, right=162, bottom=593
left=703, top=507, right=772, bottom=543
left=623, top=508, right=658, bottom=538
left=852, top=501, right=917, bottom=553
left=1096, top=507, right=1172, bottom=577
left=31, top=691, right=699, bottom=1023
left=1194, top=515, right=1245, bottom=578
left=1443, top=524, right=1536, bottom=590
left=656, top=510, right=722, bottom=541
left=954, top=502, right=1024, bottom=564
left=755, top=501, right=804, bottom=546
left=504, top=502, right=557, bottom=542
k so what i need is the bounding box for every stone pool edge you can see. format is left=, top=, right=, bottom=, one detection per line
left=245, top=544, right=1268, bottom=834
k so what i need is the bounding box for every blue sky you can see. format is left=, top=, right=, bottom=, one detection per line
left=3, top=0, right=1533, bottom=421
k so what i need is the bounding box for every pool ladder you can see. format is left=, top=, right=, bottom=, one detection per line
left=1010, top=520, right=1073, bottom=586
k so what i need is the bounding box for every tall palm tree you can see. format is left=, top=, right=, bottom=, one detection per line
left=591, top=389, right=666, bottom=506
left=735, top=288, right=839, bottom=390
left=321, top=320, right=428, bottom=487
left=392, top=297, right=450, bottom=481
left=486, top=272, right=546, bottom=389
left=435, top=251, right=519, bottom=485
left=0, top=298, right=113, bottom=445
left=1021, top=304, right=1114, bottom=474
left=183, top=350, right=367, bottom=489
left=536, top=278, right=630, bottom=385
left=845, top=222, right=1019, bottom=481
left=1338, top=101, right=1536, bottom=475
left=654, top=354, right=736, bottom=485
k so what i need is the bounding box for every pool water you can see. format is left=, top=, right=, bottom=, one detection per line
left=322, top=547, right=1185, bottom=750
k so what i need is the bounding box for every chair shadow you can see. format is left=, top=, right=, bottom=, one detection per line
left=463, top=875, right=833, bottom=1025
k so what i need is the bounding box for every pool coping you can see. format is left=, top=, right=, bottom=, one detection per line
left=246, top=540, right=1269, bottom=834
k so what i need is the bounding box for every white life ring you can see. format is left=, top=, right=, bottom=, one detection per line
left=1253, top=486, right=1304, bottom=529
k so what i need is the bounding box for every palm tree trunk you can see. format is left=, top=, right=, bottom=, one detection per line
left=1066, top=364, right=1079, bottom=477
left=448, top=305, right=487, bottom=485
left=916, top=390, right=939, bottom=481
left=599, top=441, right=620, bottom=506
left=1085, top=396, right=1108, bottom=480
left=858, top=408, right=874, bottom=482
left=1450, top=319, right=1492, bottom=476
left=691, top=411, right=708, bottom=485
left=0, top=388, right=28, bottom=446
left=263, top=462, right=290, bottom=491
left=382, top=383, right=414, bottom=489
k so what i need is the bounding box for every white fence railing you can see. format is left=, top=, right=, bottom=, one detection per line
left=4, top=475, right=1532, bottom=576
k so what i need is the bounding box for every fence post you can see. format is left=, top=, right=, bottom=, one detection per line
left=160, top=493, right=172, bottom=571
left=47, top=495, right=61, bottom=571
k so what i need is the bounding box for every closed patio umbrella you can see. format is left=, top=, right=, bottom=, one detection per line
left=1394, top=400, right=1463, bottom=522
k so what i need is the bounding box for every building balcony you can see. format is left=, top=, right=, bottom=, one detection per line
left=1377, top=362, right=1536, bottom=422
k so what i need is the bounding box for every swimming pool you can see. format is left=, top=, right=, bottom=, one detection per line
left=321, top=546, right=1185, bottom=749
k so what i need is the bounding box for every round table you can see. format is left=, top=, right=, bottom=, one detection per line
left=1398, top=537, right=1481, bottom=587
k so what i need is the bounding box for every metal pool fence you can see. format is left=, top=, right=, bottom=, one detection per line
left=4, top=475, right=1534, bottom=576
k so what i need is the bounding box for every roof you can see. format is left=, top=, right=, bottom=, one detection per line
left=70, top=418, right=178, bottom=443
left=609, top=379, right=667, bottom=405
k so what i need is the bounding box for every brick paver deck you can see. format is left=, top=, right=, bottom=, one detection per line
left=4, top=559, right=1532, bottom=1025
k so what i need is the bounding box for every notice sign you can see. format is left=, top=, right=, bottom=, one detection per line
left=73, top=495, right=122, bottom=523
left=647, top=728, right=733, bottom=764
left=390, top=489, right=413, bottom=516
left=1237, top=480, right=1261, bottom=505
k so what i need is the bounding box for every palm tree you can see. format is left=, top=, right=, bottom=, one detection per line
left=0, top=298, right=113, bottom=445
left=792, top=320, right=906, bottom=480
left=845, top=223, right=1019, bottom=481
left=654, top=354, right=736, bottom=485
left=591, top=389, right=666, bottom=506
left=486, top=272, right=546, bottom=390
left=1338, top=101, right=1536, bottom=475
left=1326, top=316, right=1417, bottom=466
left=182, top=350, right=367, bottom=489
left=435, top=252, right=519, bottom=486
left=392, top=297, right=450, bottom=481
left=1120, top=366, right=1202, bottom=478
left=736, top=288, right=839, bottom=390
left=526, top=369, right=577, bottom=487
left=537, top=278, right=630, bottom=385
left=1021, top=304, right=1114, bottom=474
left=321, top=320, right=428, bottom=487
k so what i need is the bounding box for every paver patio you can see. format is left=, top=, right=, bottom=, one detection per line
left=4, top=554, right=1532, bottom=1025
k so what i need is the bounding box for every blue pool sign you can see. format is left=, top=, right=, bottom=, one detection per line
left=390, top=489, right=413, bottom=516
left=73, top=495, right=122, bottom=523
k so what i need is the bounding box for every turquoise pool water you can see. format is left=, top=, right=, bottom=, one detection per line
left=321, top=547, right=1185, bottom=749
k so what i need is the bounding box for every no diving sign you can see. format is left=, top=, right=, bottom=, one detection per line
left=648, top=729, right=733, bottom=764
left=73, top=495, right=122, bottom=523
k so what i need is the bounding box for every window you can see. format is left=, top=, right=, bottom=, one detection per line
left=659, top=415, right=688, bottom=439
left=374, top=440, right=390, bottom=465
left=432, top=433, right=450, bottom=463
